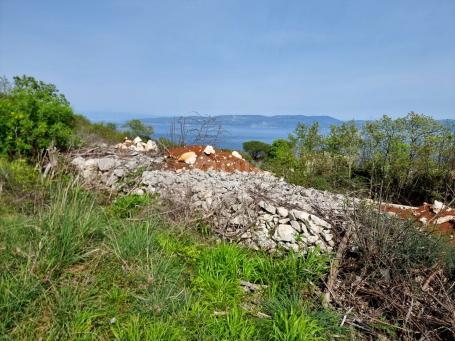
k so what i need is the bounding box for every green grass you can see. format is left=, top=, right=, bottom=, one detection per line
left=0, top=160, right=349, bottom=340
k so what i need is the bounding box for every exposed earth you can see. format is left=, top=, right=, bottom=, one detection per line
left=383, top=202, right=455, bottom=240
left=165, top=145, right=258, bottom=173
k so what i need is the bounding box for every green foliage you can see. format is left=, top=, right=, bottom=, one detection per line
left=0, top=159, right=346, bottom=339
left=205, top=306, right=258, bottom=340
left=243, top=140, right=271, bottom=161
left=110, top=193, right=153, bottom=218
left=355, top=206, right=455, bottom=278
left=123, top=119, right=154, bottom=140
left=192, top=244, right=257, bottom=308
left=157, top=136, right=178, bottom=149
left=73, top=114, right=124, bottom=145
left=271, top=307, right=325, bottom=341
left=291, top=122, right=323, bottom=155
left=0, top=75, right=76, bottom=159
left=264, top=112, right=455, bottom=204
left=0, top=157, right=48, bottom=213
left=111, top=315, right=185, bottom=341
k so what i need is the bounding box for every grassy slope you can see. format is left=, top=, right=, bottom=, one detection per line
left=0, top=161, right=348, bottom=340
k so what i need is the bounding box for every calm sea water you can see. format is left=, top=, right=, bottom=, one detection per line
left=150, top=123, right=290, bottom=150
left=140, top=115, right=341, bottom=150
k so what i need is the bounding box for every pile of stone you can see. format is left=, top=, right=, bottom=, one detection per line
left=140, top=169, right=347, bottom=253
left=70, top=147, right=352, bottom=254
left=248, top=201, right=334, bottom=253
left=115, top=136, right=158, bottom=153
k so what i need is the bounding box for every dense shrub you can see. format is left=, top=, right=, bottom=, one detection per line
left=261, top=113, right=455, bottom=204
left=242, top=140, right=271, bottom=161
left=0, top=76, right=76, bottom=159
left=0, top=157, right=49, bottom=214
left=123, top=119, right=154, bottom=140
left=73, top=114, right=124, bottom=145
left=333, top=206, right=455, bottom=339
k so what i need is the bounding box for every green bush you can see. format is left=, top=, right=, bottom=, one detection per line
left=73, top=114, right=124, bottom=145
left=0, top=157, right=48, bottom=213
left=0, top=76, right=76, bottom=159
left=123, top=119, right=154, bottom=140
left=242, top=140, right=271, bottom=161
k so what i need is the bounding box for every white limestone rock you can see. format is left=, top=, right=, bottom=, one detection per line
left=273, top=224, right=296, bottom=242
left=178, top=151, right=197, bottom=165
left=231, top=151, right=243, bottom=159
left=259, top=201, right=276, bottom=214
left=432, top=200, right=445, bottom=214
left=203, top=145, right=216, bottom=155
left=98, top=158, right=118, bottom=171
left=277, top=207, right=289, bottom=218
left=144, top=140, right=158, bottom=152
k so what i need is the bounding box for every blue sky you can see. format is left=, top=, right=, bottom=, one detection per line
left=1, top=0, right=454, bottom=120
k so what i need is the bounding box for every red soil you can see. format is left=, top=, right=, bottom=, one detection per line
left=382, top=203, right=455, bottom=242
left=164, top=145, right=258, bottom=173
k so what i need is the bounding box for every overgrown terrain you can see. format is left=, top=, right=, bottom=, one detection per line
left=243, top=115, right=455, bottom=206
left=0, top=161, right=347, bottom=340
left=1, top=76, right=454, bottom=340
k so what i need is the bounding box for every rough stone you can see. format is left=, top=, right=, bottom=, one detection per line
left=435, top=215, right=455, bottom=225
left=98, top=158, right=117, bottom=171
left=259, top=201, right=276, bottom=214
left=277, top=207, right=289, bottom=218
left=432, top=200, right=445, bottom=214
left=144, top=140, right=158, bottom=152
left=71, top=157, right=86, bottom=170
left=113, top=168, right=125, bottom=177
left=231, top=151, right=243, bottom=159
left=132, top=188, right=145, bottom=196
left=178, top=151, right=197, bottom=165
left=290, top=220, right=301, bottom=232
left=273, top=224, right=296, bottom=242
left=203, top=145, right=216, bottom=155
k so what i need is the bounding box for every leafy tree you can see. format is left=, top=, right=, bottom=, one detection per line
left=265, top=113, right=454, bottom=204
left=242, top=140, right=271, bottom=161
left=0, top=75, right=75, bottom=159
left=325, top=122, right=362, bottom=179
left=123, top=119, right=154, bottom=140
left=290, top=122, right=323, bottom=156
left=268, top=139, right=295, bottom=162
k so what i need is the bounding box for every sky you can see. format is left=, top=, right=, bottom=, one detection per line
left=1, top=0, right=454, bottom=120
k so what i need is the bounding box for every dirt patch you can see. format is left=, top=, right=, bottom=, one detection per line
left=383, top=202, right=455, bottom=241
left=164, top=145, right=259, bottom=173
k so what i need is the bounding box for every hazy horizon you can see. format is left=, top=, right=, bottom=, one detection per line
left=83, top=111, right=454, bottom=124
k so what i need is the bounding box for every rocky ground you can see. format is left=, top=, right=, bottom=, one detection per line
left=70, top=140, right=455, bottom=254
